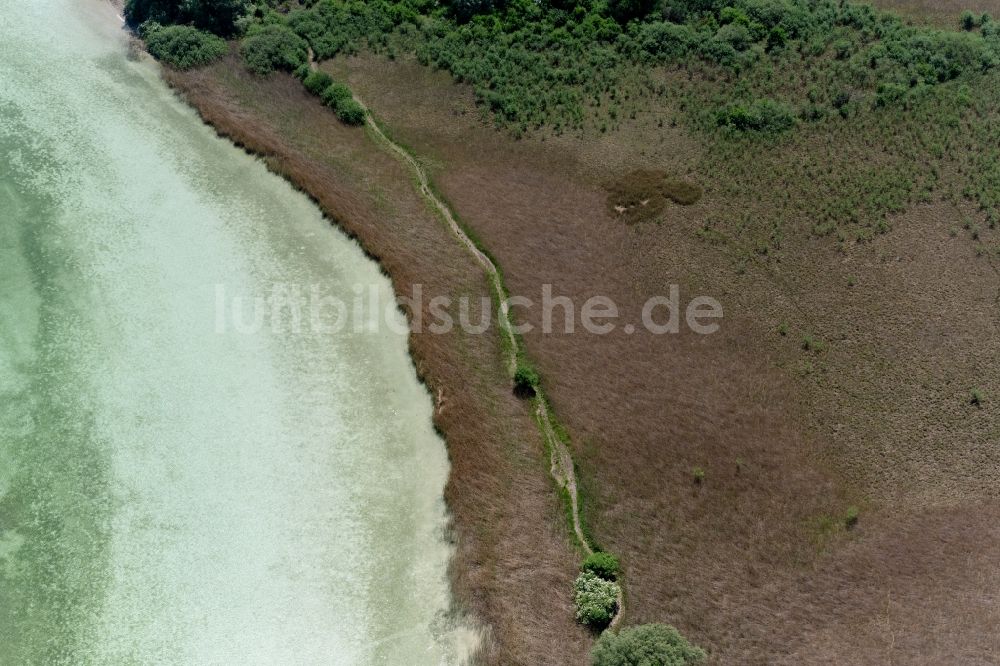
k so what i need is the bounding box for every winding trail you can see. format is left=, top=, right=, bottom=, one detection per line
left=308, top=49, right=621, bottom=627
left=356, top=99, right=627, bottom=628
left=358, top=103, right=592, bottom=552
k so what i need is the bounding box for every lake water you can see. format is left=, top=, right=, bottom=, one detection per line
left=0, top=1, right=472, bottom=662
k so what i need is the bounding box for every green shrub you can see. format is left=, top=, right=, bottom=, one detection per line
left=692, top=466, right=705, bottom=484
left=573, top=572, right=620, bottom=628
left=513, top=363, right=541, bottom=396
left=875, top=82, right=908, bottom=108
left=636, top=22, right=699, bottom=62
left=582, top=552, right=621, bottom=581
left=962, top=10, right=978, bottom=31
left=801, top=335, right=826, bottom=353
left=971, top=388, right=984, bottom=406
left=608, top=0, right=657, bottom=23
left=766, top=26, right=787, bottom=51
left=137, top=19, right=162, bottom=39
left=449, top=0, right=500, bottom=22
left=716, top=23, right=752, bottom=50
left=717, top=99, right=795, bottom=133
left=241, top=24, right=308, bottom=75
left=591, top=623, right=706, bottom=665
left=845, top=505, right=860, bottom=528
left=334, top=98, right=367, bottom=125
left=833, top=39, right=852, bottom=60
left=321, top=83, right=353, bottom=107
left=145, top=25, right=227, bottom=69
left=302, top=70, right=334, bottom=95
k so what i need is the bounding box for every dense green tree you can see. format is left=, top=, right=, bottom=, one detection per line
left=144, top=24, right=227, bottom=68
left=591, top=624, right=706, bottom=665
left=607, top=0, right=657, bottom=23
left=124, top=0, right=247, bottom=36
left=582, top=552, right=621, bottom=580
left=302, top=70, right=334, bottom=95
left=334, top=98, right=367, bottom=125
left=182, top=0, right=247, bottom=36
left=448, top=0, right=503, bottom=22
left=320, top=83, right=353, bottom=107
left=240, top=24, right=308, bottom=74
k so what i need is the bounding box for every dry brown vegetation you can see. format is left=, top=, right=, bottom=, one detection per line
left=163, top=9, right=1000, bottom=655
left=324, top=52, right=1000, bottom=663
left=605, top=169, right=702, bottom=224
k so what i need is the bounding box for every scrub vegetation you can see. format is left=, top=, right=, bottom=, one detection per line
left=127, top=0, right=366, bottom=126
left=130, top=0, right=1000, bottom=250
left=259, top=0, right=1000, bottom=250
left=234, top=0, right=1000, bottom=140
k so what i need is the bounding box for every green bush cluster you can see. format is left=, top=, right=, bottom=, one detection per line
left=320, top=83, right=353, bottom=106
left=582, top=551, right=621, bottom=581
left=295, top=67, right=367, bottom=126
left=334, top=98, right=367, bottom=125
left=144, top=24, right=228, bottom=69
left=241, top=24, right=309, bottom=75
left=303, top=70, right=335, bottom=95
left=513, top=363, right=541, bottom=395
left=591, top=623, right=706, bottom=665
left=573, top=571, right=620, bottom=628
left=961, top=11, right=991, bottom=32
left=717, top=99, right=795, bottom=133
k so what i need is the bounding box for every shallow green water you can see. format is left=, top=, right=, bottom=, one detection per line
left=0, top=2, right=472, bottom=663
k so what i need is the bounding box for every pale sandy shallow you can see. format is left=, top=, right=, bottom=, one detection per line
left=0, top=1, right=476, bottom=662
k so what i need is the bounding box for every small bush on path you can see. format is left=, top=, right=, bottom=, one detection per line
left=302, top=70, right=334, bottom=95
left=334, top=98, right=367, bottom=125
left=582, top=551, right=621, bottom=581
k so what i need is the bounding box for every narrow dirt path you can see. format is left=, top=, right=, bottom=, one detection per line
left=320, top=60, right=624, bottom=625
left=357, top=102, right=589, bottom=549
left=358, top=106, right=626, bottom=627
